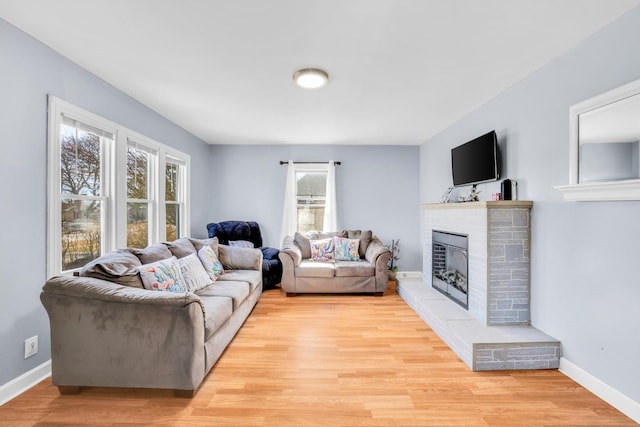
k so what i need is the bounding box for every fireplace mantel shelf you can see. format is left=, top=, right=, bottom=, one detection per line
left=421, top=200, right=533, bottom=210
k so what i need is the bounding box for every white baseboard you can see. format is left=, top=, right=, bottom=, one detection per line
left=559, top=357, right=640, bottom=424
left=0, top=360, right=51, bottom=406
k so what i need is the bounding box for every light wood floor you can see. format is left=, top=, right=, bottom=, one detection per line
left=1, top=288, right=635, bottom=426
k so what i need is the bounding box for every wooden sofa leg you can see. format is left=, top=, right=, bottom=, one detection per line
left=58, top=386, right=82, bottom=395
left=373, top=292, right=384, bottom=297
left=285, top=292, right=296, bottom=297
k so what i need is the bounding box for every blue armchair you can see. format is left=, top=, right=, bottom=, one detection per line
left=206, top=220, right=282, bottom=290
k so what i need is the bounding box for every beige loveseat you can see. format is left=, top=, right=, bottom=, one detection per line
left=40, top=237, right=262, bottom=397
left=279, top=230, right=391, bottom=296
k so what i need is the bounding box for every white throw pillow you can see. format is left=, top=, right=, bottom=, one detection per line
left=137, top=256, right=187, bottom=292
left=198, top=245, right=224, bottom=281
left=179, top=253, right=213, bottom=291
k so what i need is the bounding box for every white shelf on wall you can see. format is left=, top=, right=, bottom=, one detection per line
left=555, top=180, right=640, bottom=201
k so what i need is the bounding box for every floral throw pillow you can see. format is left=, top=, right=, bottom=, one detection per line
left=198, top=244, right=224, bottom=281
left=334, top=237, right=360, bottom=261
left=310, top=238, right=334, bottom=262
left=137, top=256, right=187, bottom=292
left=179, top=253, right=213, bottom=292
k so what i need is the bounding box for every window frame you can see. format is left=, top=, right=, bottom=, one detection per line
left=162, top=153, right=189, bottom=242
left=123, top=139, right=157, bottom=249
left=47, top=96, right=190, bottom=278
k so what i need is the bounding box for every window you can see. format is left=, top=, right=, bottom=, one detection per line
left=126, top=142, right=155, bottom=248
left=295, top=170, right=327, bottom=233
left=58, top=117, right=113, bottom=271
left=48, top=97, right=190, bottom=277
left=280, top=161, right=337, bottom=242
left=164, top=156, right=187, bottom=241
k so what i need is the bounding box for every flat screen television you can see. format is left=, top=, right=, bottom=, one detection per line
left=451, top=130, right=500, bottom=187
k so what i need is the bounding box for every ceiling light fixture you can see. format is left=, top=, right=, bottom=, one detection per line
left=293, top=68, right=329, bottom=89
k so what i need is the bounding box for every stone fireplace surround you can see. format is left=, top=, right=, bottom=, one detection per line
left=398, top=201, right=561, bottom=371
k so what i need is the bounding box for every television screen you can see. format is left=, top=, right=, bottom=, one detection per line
left=451, top=131, right=500, bottom=187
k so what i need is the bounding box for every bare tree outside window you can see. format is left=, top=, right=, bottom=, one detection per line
left=127, top=146, right=150, bottom=248
left=165, top=161, right=180, bottom=241
left=59, top=123, right=106, bottom=270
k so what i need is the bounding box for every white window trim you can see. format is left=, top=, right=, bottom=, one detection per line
left=121, top=139, right=158, bottom=248
left=162, top=150, right=190, bottom=241
left=47, top=96, right=190, bottom=278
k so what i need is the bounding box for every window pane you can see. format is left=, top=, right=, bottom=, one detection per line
left=61, top=198, right=102, bottom=271
left=295, top=171, right=326, bottom=232
left=297, top=206, right=325, bottom=233
left=166, top=203, right=180, bottom=241
left=296, top=172, right=326, bottom=197
left=60, top=123, right=105, bottom=196
left=165, top=162, right=179, bottom=202
left=127, top=146, right=148, bottom=199
left=127, top=202, right=148, bottom=248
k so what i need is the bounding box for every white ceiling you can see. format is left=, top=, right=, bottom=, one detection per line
left=1, top=0, right=639, bottom=145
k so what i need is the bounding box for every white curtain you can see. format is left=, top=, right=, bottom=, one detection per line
left=280, top=160, right=297, bottom=244
left=323, top=160, right=337, bottom=232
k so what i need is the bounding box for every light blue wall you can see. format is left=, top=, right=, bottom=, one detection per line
left=420, top=6, right=640, bottom=402
left=209, top=144, right=421, bottom=271
left=0, top=18, right=211, bottom=386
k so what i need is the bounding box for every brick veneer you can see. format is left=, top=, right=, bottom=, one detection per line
left=487, top=207, right=531, bottom=325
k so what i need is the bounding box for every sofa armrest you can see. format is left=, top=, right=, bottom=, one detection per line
left=365, top=237, right=392, bottom=292
left=218, top=245, right=263, bottom=271
left=280, top=235, right=302, bottom=266
left=278, top=235, right=301, bottom=293
left=41, top=275, right=206, bottom=392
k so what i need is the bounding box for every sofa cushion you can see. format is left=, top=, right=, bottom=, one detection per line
left=341, top=230, right=372, bottom=259
left=334, top=260, right=375, bottom=277
left=197, top=245, right=224, bottom=281
left=79, top=250, right=144, bottom=288
left=219, top=245, right=261, bottom=270
left=196, top=294, right=233, bottom=340
left=293, top=232, right=311, bottom=259
left=188, top=236, right=219, bottom=257
left=128, top=242, right=173, bottom=264
left=295, top=260, right=335, bottom=278
left=165, top=237, right=197, bottom=259
left=333, top=237, right=360, bottom=261
left=196, top=281, right=250, bottom=310
left=229, top=240, right=254, bottom=248
left=137, top=256, right=187, bottom=292
left=179, top=253, right=212, bottom=292
left=295, top=231, right=338, bottom=259
left=218, top=270, right=262, bottom=293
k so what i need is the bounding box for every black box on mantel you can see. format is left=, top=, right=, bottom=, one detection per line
left=501, top=179, right=517, bottom=200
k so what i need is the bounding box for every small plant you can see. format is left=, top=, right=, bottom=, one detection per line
left=387, top=239, right=400, bottom=271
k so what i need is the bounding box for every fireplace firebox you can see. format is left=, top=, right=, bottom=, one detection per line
left=432, top=230, right=469, bottom=309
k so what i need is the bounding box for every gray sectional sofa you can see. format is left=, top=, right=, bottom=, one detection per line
left=279, top=230, right=391, bottom=296
left=40, top=237, right=262, bottom=397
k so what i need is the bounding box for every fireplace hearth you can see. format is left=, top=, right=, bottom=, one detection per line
left=432, top=230, right=468, bottom=309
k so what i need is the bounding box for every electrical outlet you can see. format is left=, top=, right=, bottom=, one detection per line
left=24, top=335, right=38, bottom=359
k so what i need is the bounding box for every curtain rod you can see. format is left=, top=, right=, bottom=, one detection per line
left=279, top=161, right=341, bottom=165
